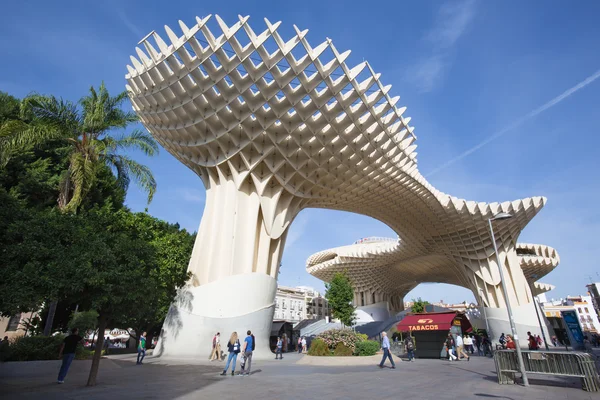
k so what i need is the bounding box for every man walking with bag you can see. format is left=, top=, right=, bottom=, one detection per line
left=239, top=330, right=254, bottom=376
left=379, top=332, right=396, bottom=369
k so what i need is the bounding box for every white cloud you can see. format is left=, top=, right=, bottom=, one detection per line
left=426, top=68, right=600, bottom=177
left=116, top=9, right=144, bottom=39
left=407, top=0, right=477, bottom=92
left=427, top=0, right=477, bottom=49
left=177, top=188, right=205, bottom=203
left=286, top=213, right=309, bottom=247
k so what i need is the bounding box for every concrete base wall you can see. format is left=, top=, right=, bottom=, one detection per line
left=154, top=273, right=277, bottom=360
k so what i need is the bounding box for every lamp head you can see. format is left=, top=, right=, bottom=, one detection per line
left=490, top=212, right=513, bottom=221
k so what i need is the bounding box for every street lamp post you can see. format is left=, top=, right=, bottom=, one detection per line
left=488, top=213, right=529, bottom=387
left=530, top=274, right=550, bottom=351
left=478, top=288, right=491, bottom=336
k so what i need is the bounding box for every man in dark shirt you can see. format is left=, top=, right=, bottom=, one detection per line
left=57, top=328, right=82, bottom=383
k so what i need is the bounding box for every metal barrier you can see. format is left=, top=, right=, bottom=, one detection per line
left=494, top=350, right=600, bottom=391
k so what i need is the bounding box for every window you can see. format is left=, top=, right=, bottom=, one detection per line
left=585, top=307, right=589, bottom=313
left=6, top=313, right=21, bottom=331
left=578, top=308, right=582, bottom=313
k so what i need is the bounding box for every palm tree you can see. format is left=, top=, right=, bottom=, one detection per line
left=1, top=83, right=159, bottom=335
left=1, top=82, right=158, bottom=212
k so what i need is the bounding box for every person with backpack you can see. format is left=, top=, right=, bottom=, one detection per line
left=220, top=332, right=241, bottom=376
left=210, top=332, right=221, bottom=361
left=404, top=334, right=415, bottom=362
left=275, top=336, right=283, bottom=359
left=239, top=330, right=254, bottom=376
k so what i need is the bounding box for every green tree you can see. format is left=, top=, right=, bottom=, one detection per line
left=0, top=85, right=159, bottom=335
left=411, top=297, right=430, bottom=313
left=325, top=272, right=356, bottom=327
left=0, top=84, right=158, bottom=212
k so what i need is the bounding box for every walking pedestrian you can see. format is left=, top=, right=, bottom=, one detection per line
left=275, top=336, right=283, bottom=359
left=463, top=334, right=473, bottom=354
left=527, top=331, right=539, bottom=350
left=473, top=334, right=483, bottom=356
left=298, top=337, right=302, bottom=353
left=210, top=332, right=221, bottom=361
left=506, top=335, right=516, bottom=349
left=379, top=332, right=396, bottom=369
left=455, top=334, right=470, bottom=361
left=535, top=334, right=543, bottom=348
left=446, top=333, right=457, bottom=361
left=301, top=337, right=307, bottom=353
left=239, top=330, right=254, bottom=376
left=499, top=333, right=506, bottom=349
left=57, top=328, right=82, bottom=384
left=137, top=331, right=147, bottom=365
left=404, top=334, right=415, bottom=362
left=220, top=332, right=241, bottom=376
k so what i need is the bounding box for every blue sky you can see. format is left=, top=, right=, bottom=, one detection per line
left=2, top=0, right=599, bottom=303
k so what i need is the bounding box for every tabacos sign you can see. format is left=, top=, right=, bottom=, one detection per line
left=408, top=318, right=439, bottom=331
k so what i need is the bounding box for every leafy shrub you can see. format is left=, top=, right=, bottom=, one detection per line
left=308, top=339, right=330, bottom=356
left=333, top=342, right=353, bottom=356
left=317, top=329, right=363, bottom=353
left=7, top=335, right=65, bottom=361
left=5, top=335, right=95, bottom=361
left=357, top=333, right=368, bottom=342
left=355, top=340, right=380, bottom=356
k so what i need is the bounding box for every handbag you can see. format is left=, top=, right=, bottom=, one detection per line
left=233, top=339, right=240, bottom=354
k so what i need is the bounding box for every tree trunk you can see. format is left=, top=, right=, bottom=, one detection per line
left=87, top=312, right=107, bottom=387
left=43, top=300, right=58, bottom=336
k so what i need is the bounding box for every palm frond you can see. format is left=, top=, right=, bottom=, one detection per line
left=64, top=152, right=97, bottom=213
left=109, top=129, right=159, bottom=157
left=104, top=154, right=131, bottom=192
left=104, top=154, right=156, bottom=204
left=22, top=94, right=81, bottom=137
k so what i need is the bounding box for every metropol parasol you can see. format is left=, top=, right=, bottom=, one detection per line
left=125, top=14, right=559, bottom=358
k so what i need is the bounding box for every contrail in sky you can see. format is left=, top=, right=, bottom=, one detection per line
left=425, top=68, right=600, bottom=177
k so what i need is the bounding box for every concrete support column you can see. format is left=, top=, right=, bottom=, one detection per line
left=156, top=174, right=299, bottom=360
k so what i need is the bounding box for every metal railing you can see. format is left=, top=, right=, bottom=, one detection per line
left=494, top=349, right=600, bottom=391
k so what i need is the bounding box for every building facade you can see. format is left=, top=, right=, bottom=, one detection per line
left=273, top=285, right=330, bottom=323
left=586, top=282, right=600, bottom=318
left=540, top=295, right=600, bottom=334
left=274, top=286, right=307, bottom=323
left=0, top=312, right=38, bottom=341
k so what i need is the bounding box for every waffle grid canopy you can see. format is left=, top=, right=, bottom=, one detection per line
left=126, top=14, right=558, bottom=313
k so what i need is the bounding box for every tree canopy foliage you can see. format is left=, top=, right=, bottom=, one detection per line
left=0, top=88, right=194, bottom=386
left=325, top=272, right=356, bottom=327
left=410, top=297, right=430, bottom=313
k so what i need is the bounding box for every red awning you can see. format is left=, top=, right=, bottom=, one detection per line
left=397, top=312, right=457, bottom=332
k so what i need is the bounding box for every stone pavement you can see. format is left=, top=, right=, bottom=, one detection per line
left=0, top=352, right=596, bottom=400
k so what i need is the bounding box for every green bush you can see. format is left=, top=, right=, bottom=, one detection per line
left=317, top=329, right=363, bottom=353
left=5, top=335, right=95, bottom=361
left=355, top=340, right=380, bottom=356
left=357, top=333, right=368, bottom=342
left=7, top=335, right=65, bottom=361
left=333, top=342, right=353, bottom=356
left=308, top=339, right=330, bottom=356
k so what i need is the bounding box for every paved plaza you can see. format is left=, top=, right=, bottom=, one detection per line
left=0, top=352, right=596, bottom=400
